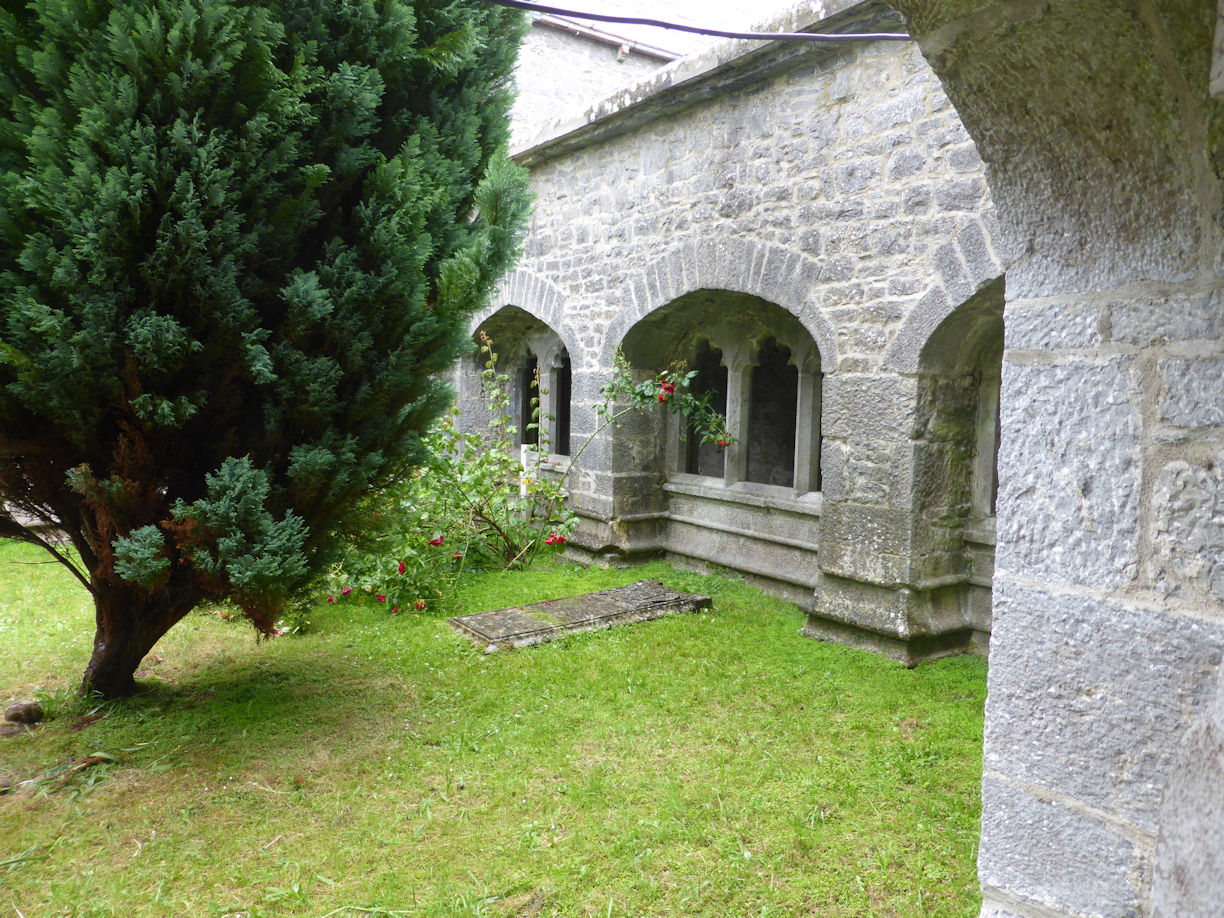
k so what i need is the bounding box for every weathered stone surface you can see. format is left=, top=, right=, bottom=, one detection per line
left=976, top=901, right=1030, bottom=918
left=450, top=580, right=711, bottom=651
left=1107, top=287, right=1224, bottom=347
left=1003, top=301, right=1107, bottom=351
left=910, top=1, right=1204, bottom=299
left=821, top=375, right=919, bottom=442
left=805, top=569, right=983, bottom=657
left=979, top=777, right=1142, bottom=918
left=1158, top=357, right=1224, bottom=429
left=1153, top=663, right=1224, bottom=917
left=995, top=359, right=1140, bottom=590
left=1212, top=0, right=1224, bottom=97
left=985, top=580, right=1224, bottom=831
left=819, top=501, right=914, bottom=586
left=1150, top=456, right=1224, bottom=604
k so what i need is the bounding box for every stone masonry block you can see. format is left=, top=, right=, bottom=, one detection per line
left=934, top=241, right=975, bottom=304
left=822, top=374, right=919, bottom=442
left=1150, top=455, right=1224, bottom=603
left=887, top=147, right=927, bottom=180
left=934, top=175, right=987, bottom=213
left=979, top=777, right=1142, bottom=918
left=1004, top=300, right=1107, bottom=350
left=957, top=219, right=1002, bottom=287
left=1158, top=356, right=1224, bottom=429
left=819, top=440, right=847, bottom=501
left=985, top=580, right=1224, bottom=831
left=1109, top=287, right=1224, bottom=346
left=1153, top=664, right=1224, bottom=918
left=819, top=501, right=915, bottom=586
left=995, top=358, right=1140, bottom=590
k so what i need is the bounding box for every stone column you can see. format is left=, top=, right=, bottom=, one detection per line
left=792, top=350, right=821, bottom=495
left=723, top=353, right=753, bottom=486
left=534, top=338, right=565, bottom=455
left=804, top=370, right=971, bottom=663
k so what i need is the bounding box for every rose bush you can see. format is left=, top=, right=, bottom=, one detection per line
left=326, top=341, right=734, bottom=616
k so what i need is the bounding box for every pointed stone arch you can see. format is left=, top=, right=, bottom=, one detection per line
left=883, top=272, right=1006, bottom=375
left=467, top=270, right=576, bottom=456
left=600, top=238, right=838, bottom=371
left=473, top=267, right=578, bottom=364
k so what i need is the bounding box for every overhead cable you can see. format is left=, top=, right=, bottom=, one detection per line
left=477, top=0, right=912, bottom=42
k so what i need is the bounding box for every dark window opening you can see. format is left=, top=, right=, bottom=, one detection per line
left=989, top=388, right=1001, bottom=515
left=684, top=342, right=728, bottom=476
left=746, top=338, right=797, bottom=487
left=518, top=355, right=539, bottom=448
left=555, top=352, right=572, bottom=455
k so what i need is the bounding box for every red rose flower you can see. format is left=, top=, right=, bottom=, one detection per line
left=341, top=586, right=352, bottom=597
left=377, top=594, right=386, bottom=603
left=327, top=594, right=335, bottom=604
left=397, top=560, right=406, bottom=575
left=429, top=535, right=444, bottom=546
left=414, top=599, right=426, bottom=611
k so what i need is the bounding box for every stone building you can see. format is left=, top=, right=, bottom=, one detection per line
left=459, top=1, right=1224, bottom=915
left=509, top=12, right=678, bottom=147
left=471, top=0, right=1005, bottom=662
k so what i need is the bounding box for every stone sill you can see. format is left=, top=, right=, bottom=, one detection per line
left=964, top=516, right=997, bottom=546
left=663, top=473, right=823, bottom=516
left=536, top=454, right=572, bottom=475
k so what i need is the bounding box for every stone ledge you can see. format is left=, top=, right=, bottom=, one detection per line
left=662, top=474, right=823, bottom=515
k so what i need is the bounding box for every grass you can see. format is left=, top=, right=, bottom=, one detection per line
left=0, top=539, right=986, bottom=917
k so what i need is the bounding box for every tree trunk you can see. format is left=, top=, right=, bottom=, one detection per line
left=81, top=586, right=194, bottom=699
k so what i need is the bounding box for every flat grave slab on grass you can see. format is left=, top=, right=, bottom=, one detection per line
left=449, top=579, right=712, bottom=651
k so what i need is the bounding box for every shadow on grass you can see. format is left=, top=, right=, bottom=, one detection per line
left=57, top=643, right=420, bottom=773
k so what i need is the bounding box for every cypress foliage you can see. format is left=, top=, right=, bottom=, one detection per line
left=0, top=0, right=530, bottom=697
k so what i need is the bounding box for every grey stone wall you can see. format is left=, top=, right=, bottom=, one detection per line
left=464, top=0, right=1006, bottom=660
left=888, top=0, right=1224, bottom=914
left=510, top=20, right=668, bottom=148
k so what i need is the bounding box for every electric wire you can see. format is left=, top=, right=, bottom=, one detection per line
left=477, top=0, right=911, bottom=43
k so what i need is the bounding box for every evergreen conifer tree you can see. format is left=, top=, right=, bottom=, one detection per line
left=0, top=0, right=530, bottom=697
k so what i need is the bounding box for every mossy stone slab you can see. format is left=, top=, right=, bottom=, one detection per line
left=449, top=579, right=712, bottom=651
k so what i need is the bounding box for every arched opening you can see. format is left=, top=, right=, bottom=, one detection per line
left=517, top=354, right=540, bottom=448
left=617, top=289, right=825, bottom=602
left=553, top=351, right=572, bottom=456
left=909, top=276, right=1004, bottom=649
left=621, top=289, right=823, bottom=494
left=916, top=277, right=1004, bottom=528
left=470, top=305, right=572, bottom=458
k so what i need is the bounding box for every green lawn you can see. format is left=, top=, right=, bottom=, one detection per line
left=0, top=539, right=986, bottom=917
